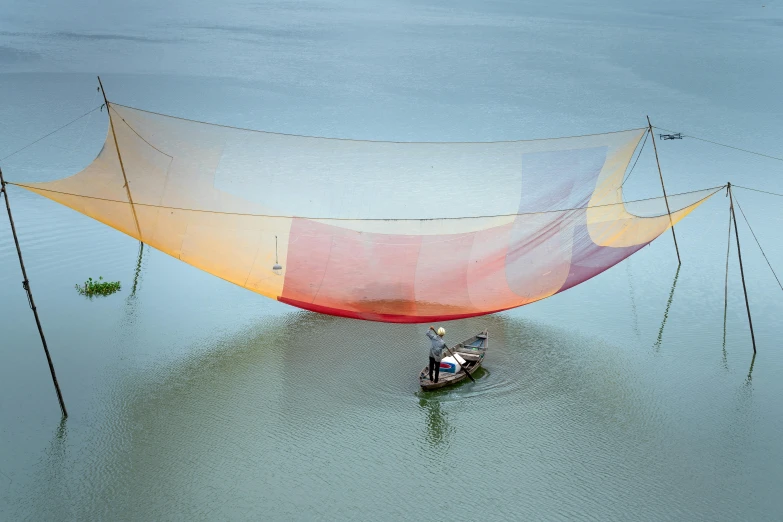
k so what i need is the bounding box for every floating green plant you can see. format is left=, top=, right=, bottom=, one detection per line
left=75, top=276, right=121, bottom=297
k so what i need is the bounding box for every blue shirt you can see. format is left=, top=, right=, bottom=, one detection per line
left=426, top=330, right=447, bottom=362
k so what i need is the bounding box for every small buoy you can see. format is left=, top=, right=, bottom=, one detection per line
left=272, top=236, right=283, bottom=274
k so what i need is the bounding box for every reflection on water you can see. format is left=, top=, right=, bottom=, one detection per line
left=117, top=243, right=148, bottom=359
left=127, top=241, right=145, bottom=300
left=746, top=353, right=756, bottom=386
left=626, top=260, right=640, bottom=340
left=419, top=398, right=452, bottom=449
left=654, top=265, right=680, bottom=352
left=32, top=418, right=73, bottom=520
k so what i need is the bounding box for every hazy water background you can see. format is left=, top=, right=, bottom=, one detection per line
left=2, top=0, right=783, bottom=519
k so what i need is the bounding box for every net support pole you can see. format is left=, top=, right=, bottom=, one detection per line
left=97, top=76, right=143, bottom=244
left=0, top=167, right=68, bottom=418
left=647, top=116, right=681, bottom=265
left=727, top=182, right=757, bottom=354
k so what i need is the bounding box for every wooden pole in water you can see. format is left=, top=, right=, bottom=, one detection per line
left=647, top=116, right=681, bottom=265
left=97, top=76, right=143, bottom=244
left=0, top=167, right=68, bottom=418
left=727, top=183, right=757, bottom=354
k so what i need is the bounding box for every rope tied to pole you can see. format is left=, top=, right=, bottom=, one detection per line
left=734, top=184, right=783, bottom=198
left=733, top=195, right=783, bottom=292
left=0, top=105, right=103, bottom=164
left=652, top=125, right=783, bottom=163
left=22, top=280, right=34, bottom=309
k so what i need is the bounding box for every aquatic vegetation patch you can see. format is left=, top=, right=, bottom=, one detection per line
left=75, top=276, right=121, bottom=297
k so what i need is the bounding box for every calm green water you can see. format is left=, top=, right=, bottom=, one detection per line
left=2, top=1, right=783, bottom=520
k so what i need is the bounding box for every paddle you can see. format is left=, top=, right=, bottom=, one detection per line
left=431, top=327, right=475, bottom=383
left=444, top=344, right=475, bottom=383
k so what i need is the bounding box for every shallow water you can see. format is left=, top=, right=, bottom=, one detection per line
left=2, top=1, right=783, bottom=520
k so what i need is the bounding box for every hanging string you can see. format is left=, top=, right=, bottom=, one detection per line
left=0, top=105, right=103, bottom=163
left=733, top=195, right=783, bottom=292
left=653, top=125, right=783, bottom=163
left=733, top=184, right=783, bottom=198
left=111, top=105, right=173, bottom=158
left=621, top=128, right=649, bottom=187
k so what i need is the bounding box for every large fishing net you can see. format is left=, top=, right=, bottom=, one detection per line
left=16, top=104, right=720, bottom=322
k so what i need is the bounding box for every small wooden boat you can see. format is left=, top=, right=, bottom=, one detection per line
left=419, top=330, right=488, bottom=390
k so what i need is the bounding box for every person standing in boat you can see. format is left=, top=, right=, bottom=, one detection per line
left=426, top=326, right=447, bottom=383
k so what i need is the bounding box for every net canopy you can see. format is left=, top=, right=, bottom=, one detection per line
left=17, top=104, right=721, bottom=322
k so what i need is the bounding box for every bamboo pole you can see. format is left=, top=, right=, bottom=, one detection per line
left=0, top=167, right=68, bottom=418
left=728, top=183, right=756, bottom=354
left=722, top=207, right=732, bottom=363
left=97, top=76, right=143, bottom=243
left=647, top=116, right=681, bottom=265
